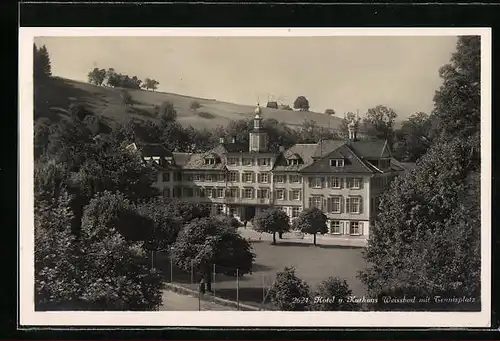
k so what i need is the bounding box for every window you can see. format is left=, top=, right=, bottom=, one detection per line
left=193, top=174, right=202, bottom=181
left=228, top=171, right=238, bottom=182
left=243, top=188, right=254, bottom=199
left=215, top=204, right=224, bottom=215
left=287, top=159, right=300, bottom=166
left=227, top=157, right=239, bottom=166
left=258, top=188, right=269, bottom=199
left=274, top=174, right=286, bottom=183
left=204, top=158, right=216, bottom=165
left=289, top=175, right=302, bottom=183
left=328, top=177, right=341, bottom=188
left=206, top=187, right=214, bottom=198
left=327, top=196, right=341, bottom=213
left=329, top=220, right=341, bottom=234
left=380, top=159, right=390, bottom=169
left=205, top=174, right=213, bottom=182
left=162, top=172, right=170, bottom=182
left=349, top=221, right=362, bottom=235
left=276, top=189, right=285, bottom=200
left=173, top=187, right=182, bottom=198
left=216, top=187, right=225, bottom=198
left=291, top=190, right=301, bottom=201
left=291, top=207, right=301, bottom=218
left=347, top=177, right=361, bottom=189
left=242, top=158, right=253, bottom=166
left=330, top=159, right=344, bottom=167
left=228, top=187, right=238, bottom=198
left=194, top=187, right=202, bottom=197
left=184, top=174, right=193, bottom=181
left=174, top=172, right=182, bottom=181
left=183, top=187, right=194, bottom=197
left=312, top=177, right=323, bottom=188
left=258, top=158, right=270, bottom=166
left=243, top=172, right=253, bottom=183
left=217, top=173, right=225, bottom=182
left=311, top=196, right=322, bottom=209
left=346, top=197, right=361, bottom=214
left=162, top=188, right=170, bottom=198
left=258, top=173, right=269, bottom=183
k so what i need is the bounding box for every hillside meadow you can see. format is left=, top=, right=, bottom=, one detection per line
left=34, top=77, right=343, bottom=131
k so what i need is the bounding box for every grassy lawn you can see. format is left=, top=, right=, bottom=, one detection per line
left=155, top=239, right=367, bottom=309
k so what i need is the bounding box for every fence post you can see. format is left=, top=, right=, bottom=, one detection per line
left=236, top=268, right=239, bottom=310
left=212, top=264, right=216, bottom=296
left=262, top=274, right=265, bottom=309
left=191, top=260, right=194, bottom=284
left=170, top=254, right=173, bottom=283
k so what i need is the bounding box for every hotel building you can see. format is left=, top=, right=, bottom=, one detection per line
left=137, top=105, right=408, bottom=243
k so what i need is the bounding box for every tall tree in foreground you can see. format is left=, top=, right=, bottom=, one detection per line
left=268, top=267, right=311, bottom=311
left=171, top=217, right=255, bottom=292
left=293, top=207, right=328, bottom=246
left=78, top=192, right=163, bottom=310
left=359, top=36, right=481, bottom=306
left=432, top=35, right=480, bottom=141
left=253, top=208, right=291, bottom=245
left=393, top=111, right=433, bottom=162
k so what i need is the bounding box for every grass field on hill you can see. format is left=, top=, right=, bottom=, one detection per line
left=34, top=77, right=343, bottom=131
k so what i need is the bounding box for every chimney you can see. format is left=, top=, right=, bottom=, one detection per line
left=279, top=146, right=285, bottom=153
left=231, top=136, right=236, bottom=143
left=219, top=137, right=225, bottom=144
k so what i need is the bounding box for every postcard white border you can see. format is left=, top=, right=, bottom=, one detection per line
left=19, top=27, right=492, bottom=328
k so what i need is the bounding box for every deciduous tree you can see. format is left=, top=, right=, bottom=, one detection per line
left=253, top=208, right=291, bottom=244
left=293, top=96, right=310, bottom=111
left=171, top=217, right=255, bottom=291
left=268, top=266, right=311, bottom=311
left=293, top=207, right=328, bottom=246
left=313, top=277, right=356, bottom=311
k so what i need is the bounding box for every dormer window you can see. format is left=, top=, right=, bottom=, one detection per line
left=330, top=159, right=344, bottom=167
left=287, top=159, right=300, bottom=166
left=204, top=158, right=216, bottom=165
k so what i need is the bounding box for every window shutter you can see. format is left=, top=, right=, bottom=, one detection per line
left=308, top=177, right=313, bottom=188
left=299, top=190, right=302, bottom=200
left=252, top=172, right=256, bottom=183
left=308, top=197, right=312, bottom=208
left=327, top=198, right=332, bottom=213
left=359, top=222, right=364, bottom=235
left=339, top=177, right=344, bottom=188
left=322, top=198, right=327, bottom=211
left=321, top=177, right=325, bottom=188
left=340, top=222, right=344, bottom=234
left=345, top=198, right=350, bottom=214
left=359, top=178, right=364, bottom=189
left=359, top=197, right=363, bottom=214
left=283, top=190, right=287, bottom=200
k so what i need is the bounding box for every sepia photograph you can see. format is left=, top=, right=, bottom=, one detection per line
left=19, top=28, right=491, bottom=328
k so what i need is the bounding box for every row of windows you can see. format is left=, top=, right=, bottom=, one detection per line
left=309, top=196, right=362, bottom=214
left=162, top=187, right=301, bottom=200
left=309, top=176, right=363, bottom=189
left=162, top=172, right=303, bottom=184
left=226, top=157, right=272, bottom=166
left=328, top=220, right=364, bottom=235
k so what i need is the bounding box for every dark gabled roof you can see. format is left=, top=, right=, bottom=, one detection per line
left=183, top=144, right=227, bottom=170
left=300, top=143, right=375, bottom=174
left=140, top=143, right=171, bottom=157
left=273, top=143, right=318, bottom=172
left=172, top=152, right=192, bottom=167
left=312, top=140, right=345, bottom=159
left=350, top=140, right=391, bottom=159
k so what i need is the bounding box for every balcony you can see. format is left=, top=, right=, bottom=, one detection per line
left=224, top=197, right=271, bottom=205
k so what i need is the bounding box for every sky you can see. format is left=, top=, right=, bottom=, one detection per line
left=34, top=35, right=458, bottom=120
